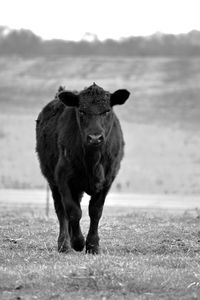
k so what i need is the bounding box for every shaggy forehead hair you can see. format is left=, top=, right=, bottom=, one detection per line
left=79, top=83, right=110, bottom=110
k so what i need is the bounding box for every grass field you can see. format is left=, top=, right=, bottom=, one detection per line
left=0, top=56, right=200, bottom=193
left=1, top=204, right=200, bottom=299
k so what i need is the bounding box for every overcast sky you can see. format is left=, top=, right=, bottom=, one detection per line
left=0, top=0, right=199, bottom=41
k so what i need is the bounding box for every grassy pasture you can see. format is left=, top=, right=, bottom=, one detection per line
left=0, top=56, right=200, bottom=193
left=1, top=204, right=200, bottom=299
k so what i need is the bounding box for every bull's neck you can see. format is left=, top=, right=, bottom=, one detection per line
left=84, top=148, right=102, bottom=170
left=84, top=148, right=105, bottom=192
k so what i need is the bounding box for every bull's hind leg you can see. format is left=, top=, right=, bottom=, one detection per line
left=86, top=187, right=109, bottom=254
left=50, top=184, right=71, bottom=252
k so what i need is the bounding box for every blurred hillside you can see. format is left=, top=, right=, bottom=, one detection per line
left=0, top=26, right=200, bottom=57
left=0, top=56, right=199, bottom=129
left=0, top=55, right=200, bottom=193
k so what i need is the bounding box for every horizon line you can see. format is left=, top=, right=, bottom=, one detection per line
left=0, top=25, right=199, bottom=43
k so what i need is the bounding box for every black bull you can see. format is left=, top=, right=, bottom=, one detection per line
left=36, top=83, right=130, bottom=254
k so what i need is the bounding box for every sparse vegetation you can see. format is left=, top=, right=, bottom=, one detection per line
left=1, top=205, right=200, bottom=299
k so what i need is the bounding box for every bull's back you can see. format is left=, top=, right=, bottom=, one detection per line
left=36, top=99, right=65, bottom=183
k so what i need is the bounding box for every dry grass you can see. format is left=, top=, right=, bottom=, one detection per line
left=1, top=205, right=200, bottom=299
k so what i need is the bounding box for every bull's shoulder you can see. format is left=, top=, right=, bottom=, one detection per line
left=37, top=99, right=65, bottom=125
left=111, top=114, right=124, bottom=144
left=104, top=114, right=124, bottom=161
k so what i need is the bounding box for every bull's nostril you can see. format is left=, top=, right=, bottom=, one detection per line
left=87, top=134, right=104, bottom=145
left=97, top=135, right=104, bottom=143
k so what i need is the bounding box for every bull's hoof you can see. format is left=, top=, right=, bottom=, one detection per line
left=86, top=242, right=99, bottom=254
left=71, top=235, right=85, bottom=252
left=58, top=238, right=71, bottom=253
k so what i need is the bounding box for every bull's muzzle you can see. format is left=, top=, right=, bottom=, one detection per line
left=87, top=134, right=104, bottom=146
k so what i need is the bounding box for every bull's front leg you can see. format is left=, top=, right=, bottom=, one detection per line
left=86, top=187, right=109, bottom=254
left=55, top=161, right=85, bottom=252
left=58, top=182, right=85, bottom=252
left=50, top=184, right=71, bottom=253
left=68, top=185, right=85, bottom=252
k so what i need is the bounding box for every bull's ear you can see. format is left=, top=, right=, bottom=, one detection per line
left=58, top=91, right=79, bottom=107
left=110, top=89, right=130, bottom=106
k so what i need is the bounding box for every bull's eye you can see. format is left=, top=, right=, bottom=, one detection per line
left=103, top=110, right=111, bottom=116
left=99, top=110, right=110, bottom=116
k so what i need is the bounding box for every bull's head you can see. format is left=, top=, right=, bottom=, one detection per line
left=58, top=83, right=130, bottom=148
